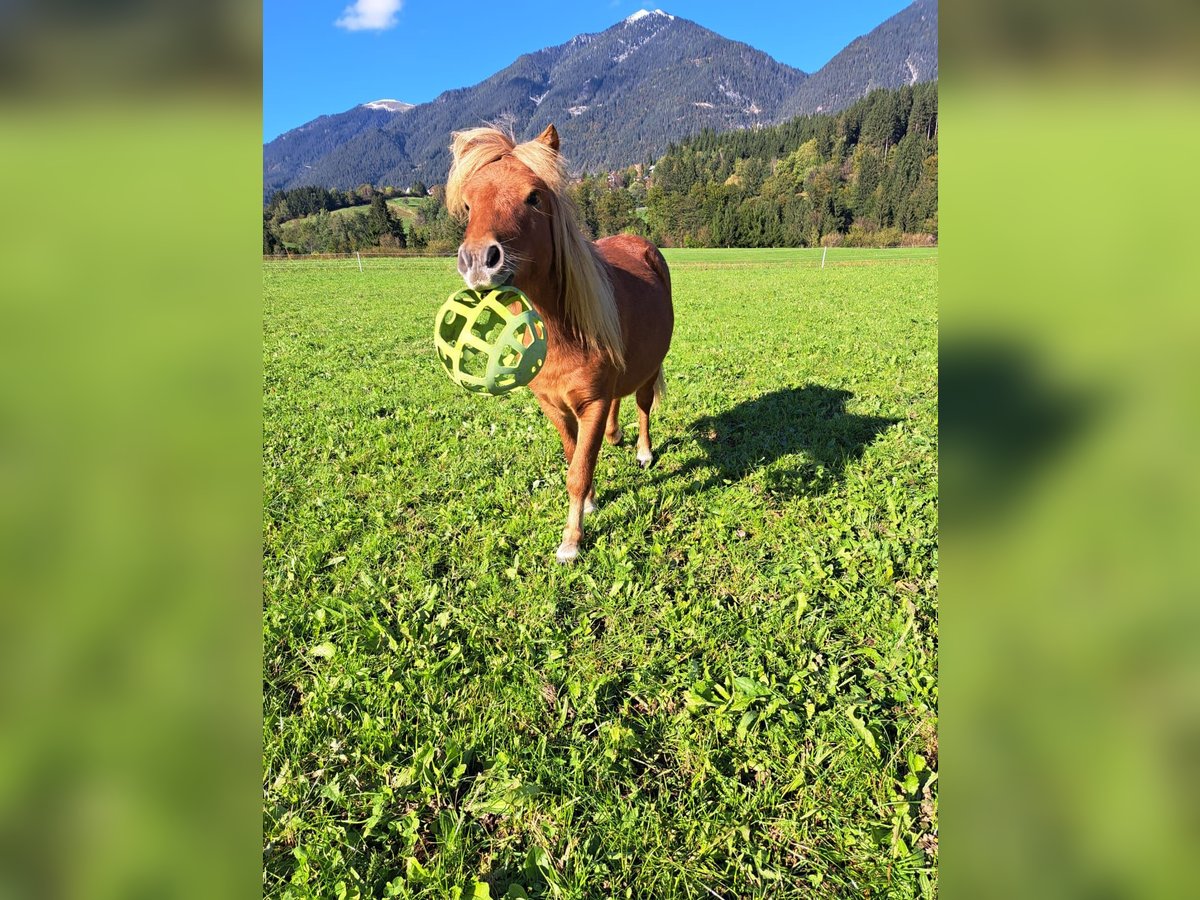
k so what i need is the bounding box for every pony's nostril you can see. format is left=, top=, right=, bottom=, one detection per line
left=485, top=244, right=502, bottom=270
left=456, top=246, right=469, bottom=274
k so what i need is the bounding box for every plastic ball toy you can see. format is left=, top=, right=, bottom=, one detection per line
left=434, top=285, right=547, bottom=394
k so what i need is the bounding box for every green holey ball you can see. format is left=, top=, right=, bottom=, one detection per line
left=434, top=285, right=548, bottom=395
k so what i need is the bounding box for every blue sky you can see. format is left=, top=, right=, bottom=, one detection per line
left=263, top=1, right=913, bottom=141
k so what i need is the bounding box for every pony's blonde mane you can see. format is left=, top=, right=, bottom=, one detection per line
left=446, top=127, right=625, bottom=366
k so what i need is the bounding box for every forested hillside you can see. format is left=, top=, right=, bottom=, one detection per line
left=264, top=84, right=937, bottom=254
left=644, top=82, right=938, bottom=247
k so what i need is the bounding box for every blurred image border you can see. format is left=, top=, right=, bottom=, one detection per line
left=2, top=0, right=1199, bottom=896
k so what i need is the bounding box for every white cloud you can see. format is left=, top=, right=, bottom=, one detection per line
left=335, top=0, right=403, bottom=32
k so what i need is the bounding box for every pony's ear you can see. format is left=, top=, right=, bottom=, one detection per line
left=535, top=124, right=560, bottom=154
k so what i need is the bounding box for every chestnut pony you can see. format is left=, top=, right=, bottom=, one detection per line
left=447, top=124, right=673, bottom=563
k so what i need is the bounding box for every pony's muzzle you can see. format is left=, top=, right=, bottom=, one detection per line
left=457, top=241, right=507, bottom=289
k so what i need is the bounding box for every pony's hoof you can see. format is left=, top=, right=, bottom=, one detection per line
left=637, top=449, right=654, bottom=468
left=606, top=429, right=623, bottom=446
left=556, top=542, right=579, bottom=564
left=583, top=498, right=598, bottom=516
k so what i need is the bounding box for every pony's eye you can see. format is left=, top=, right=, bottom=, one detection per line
left=464, top=203, right=470, bottom=214
left=526, top=191, right=539, bottom=207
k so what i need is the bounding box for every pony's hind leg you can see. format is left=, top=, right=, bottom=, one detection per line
left=581, top=398, right=621, bottom=515
left=605, top=398, right=623, bottom=446
left=635, top=371, right=661, bottom=468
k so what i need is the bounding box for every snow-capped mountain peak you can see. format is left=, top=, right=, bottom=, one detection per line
left=625, top=9, right=674, bottom=25
left=361, top=99, right=414, bottom=112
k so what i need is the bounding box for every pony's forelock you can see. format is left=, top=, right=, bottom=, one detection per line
left=445, top=126, right=514, bottom=218
left=446, top=126, right=625, bottom=367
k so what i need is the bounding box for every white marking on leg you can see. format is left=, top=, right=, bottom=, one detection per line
left=557, top=495, right=585, bottom=564
left=637, top=447, right=653, bottom=468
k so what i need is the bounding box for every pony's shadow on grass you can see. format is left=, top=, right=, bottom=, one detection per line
left=653, top=385, right=898, bottom=499
left=940, top=338, right=1102, bottom=525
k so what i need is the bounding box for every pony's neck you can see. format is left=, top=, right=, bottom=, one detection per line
left=515, top=248, right=602, bottom=346
left=516, top=268, right=566, bottom=323
left=513, top=200, right=623, bottom=365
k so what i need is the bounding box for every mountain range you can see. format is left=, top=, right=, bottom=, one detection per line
left=263, top=1, right=937, bottom=199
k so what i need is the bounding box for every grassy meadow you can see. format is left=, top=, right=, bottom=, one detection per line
left=263, top=249, right=938, bottom=898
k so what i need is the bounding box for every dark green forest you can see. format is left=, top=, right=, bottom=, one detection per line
left=643, top=82, right=938, bottom=247
left=264, top=84, right=936, bottom=254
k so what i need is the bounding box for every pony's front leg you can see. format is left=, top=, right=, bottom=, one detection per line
left=557, top=400, right=608, bottom=564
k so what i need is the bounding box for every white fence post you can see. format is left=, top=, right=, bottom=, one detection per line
left=356, top=251, right=363, bottom=273
left=821, top=246, right=827, bottom=269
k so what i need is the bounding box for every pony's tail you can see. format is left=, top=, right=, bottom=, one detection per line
left=651, top=368, right=666, bottom=413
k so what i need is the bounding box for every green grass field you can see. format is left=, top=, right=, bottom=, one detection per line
left=263, top=250, right=938, bottom=898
